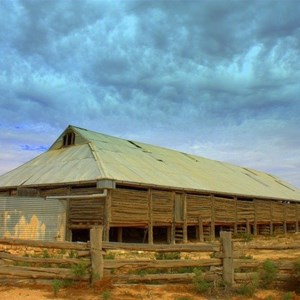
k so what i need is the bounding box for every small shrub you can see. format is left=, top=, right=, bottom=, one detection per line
left=104, top=252, right=116, bottom=260
left=155, top=252, right=180, bottom=260
left=192, top=268, right=212, bottom=294
left=102, top=289, right=111, bottom=300
left=71, top=261, right=88, bottom=279
left=52, top=279, right=63, bottom=296
left=294, top=259, right=300, bottom=280
left=68, top=250, right=77, bottom=258
left=237, top=281, right=257, bottom=297
left=42, top=249, right=51, bottom=258
left=62, top=279, right=74, bottom=287
left=260, top=259, right=277, bottom=288
left=282, top=292, right=294, bottom=300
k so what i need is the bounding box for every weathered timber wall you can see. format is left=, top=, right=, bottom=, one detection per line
left=69, top=198, right=104, bottom=226
left=186, top=194, right=212, bottom=223
left=109, top=188, right=300, bottom=237
left=215, top=197, right=236, bottom=224
left=237, top=201, right=254, bottom=223
left=152, top=190, right=173, bottom=224
left=110, top=189, right=148, bottom=225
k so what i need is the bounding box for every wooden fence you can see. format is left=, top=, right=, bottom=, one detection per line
left=0, top=227, right=299, bottom=288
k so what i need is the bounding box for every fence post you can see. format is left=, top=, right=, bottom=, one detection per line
left=90, top=226, right=104, bottom=284
left=220, top=231, right=234, bottom=285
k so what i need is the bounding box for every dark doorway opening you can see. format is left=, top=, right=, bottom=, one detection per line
left=153, top=226, right=169, bottom=244
left=122, top=227, right=146, bottom=243
left=71, top=229, right=90, bottom=242
left=187, top=226, right=197, bottom=241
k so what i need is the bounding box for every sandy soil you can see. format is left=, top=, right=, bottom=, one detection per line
left=1, top=282, right=300, bottom=300
left=1, top=235, right=300, bottom=300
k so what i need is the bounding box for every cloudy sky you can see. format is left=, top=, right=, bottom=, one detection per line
left=0, top=0, right=300, bottom=188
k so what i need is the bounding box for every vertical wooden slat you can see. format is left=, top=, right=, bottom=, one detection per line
left=270, top=202, right=273, bottom=235
left=234, top=197, right=238, bottom=235
left=246, top=218, right=250, bottom=234
left=148, top=189, right=153, bottom=245
left=104, top=190, right=111, bottom=241
left=117, top=227, right=122, bottom=243
left=296, top=205, right=299, bottom=233
left=254, top=201, right=257, bottom=236
left=198, top=216, right=204, bottom=242
left=284, top=204, right=287, bottom=235
left=183, top=193, right=188, bottom=243
left=171, top=192, right=176, bottom=244
left=211, top=195, right=215, bottom=241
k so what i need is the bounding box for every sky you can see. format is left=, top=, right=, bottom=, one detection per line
left=0, top=0, right=300, bottom=188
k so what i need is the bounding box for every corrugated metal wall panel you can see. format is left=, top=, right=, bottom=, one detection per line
left=0, top=197, right=67, bottom=241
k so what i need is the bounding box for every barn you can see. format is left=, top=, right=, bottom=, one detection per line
left=0, top=125, right=300, bottom=243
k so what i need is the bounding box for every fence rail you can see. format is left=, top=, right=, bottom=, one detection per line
left=0, top=227, right=300, bottom=287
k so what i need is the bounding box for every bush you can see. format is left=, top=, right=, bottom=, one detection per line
left=155, top=252, right=180, bottom=260
left=260, top=259, right=277, bottom=288
left=294, top=259, right=300, bottom=280
left=102, top=289, right=111, bottom=300
left=71, top=261, right=88, bottom=279
left=192, top=268, right=212, bottom=294
left=282, top=292, right=294, bottom=300
left=237, top=279, right=257, bottom=297
left=52, top=279, right=63, bottom=296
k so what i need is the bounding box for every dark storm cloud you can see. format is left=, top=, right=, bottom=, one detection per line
left=0, top=0, right=300, bottom=187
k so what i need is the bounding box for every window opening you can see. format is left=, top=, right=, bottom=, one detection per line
left=71, top=229, right=90, bottom=242
left=63, top=132, right=75, bottom=146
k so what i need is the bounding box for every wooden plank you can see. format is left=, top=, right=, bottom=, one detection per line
left=238, top=243, right=300, bottom=250
left=0, top=265, right=89, bottom=280
left=111, top=272, right=219, bottom=283
left=102, top=242, right=220, bottom=252
left=0, top=238, right=88, bottom=250
left=0, top=252, right=87, bottom=266
left=235, top=272, right=258, bottom=281
left=104, top=258, right=222, bottom=269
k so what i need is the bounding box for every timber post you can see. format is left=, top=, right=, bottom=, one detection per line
left=198, top=216, right=204, bottom=242
left=90, top=226, right=104, bottom=284
left=148, top=189, right=153, bottom=244
left=210, top=195, right=215, bottom=241
left=296, top=204, right=299, bottom=232
left=103, top=191, right=111, bottom=241
left=234, top=197, right=238, bottom=235
left=221, top=231, right=234, bottom=285
left=183, top=194, right=188, bottom=243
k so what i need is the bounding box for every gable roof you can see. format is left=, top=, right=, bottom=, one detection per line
left=1, top=125, right=300, bottom=201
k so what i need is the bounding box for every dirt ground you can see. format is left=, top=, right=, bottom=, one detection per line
left=1, top=234, right=300, bottom=300
left=0, top=282, right=299, bottom=300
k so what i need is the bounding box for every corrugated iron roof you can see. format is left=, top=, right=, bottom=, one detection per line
left=1, top=125, right=300, bottom=201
